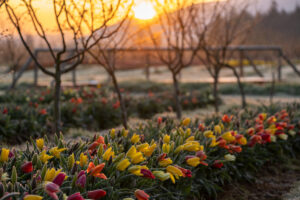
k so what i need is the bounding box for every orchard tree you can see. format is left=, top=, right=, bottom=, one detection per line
left=4, top=0, right=131, bottom=133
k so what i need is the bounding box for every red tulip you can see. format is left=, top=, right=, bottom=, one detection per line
left=45, top=182, right=60, bottom=193
left=87, top=189, right=106, bottom=199
left=212, top=160, right=224, bottom=169
left=76, top=171, right=86, bottom=188
left=140, top=169, right=155, bottom=179
left=53, top=173, right=66, bottom=186
left=67, top=193, right=84, bottom=200
left=135, top=189, right=150, bottom=200
left=175, top=165, right=192, bottom=178
left=2, top=108, right=8, bottom=114
left=21, top=162, right=33, bottom=173
left=222, top=114, right=232, bottom=123
left=157, top=117, right=162, bottom=125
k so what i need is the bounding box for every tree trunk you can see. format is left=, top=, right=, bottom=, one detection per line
left=232, top=67, right=246, bottom=108
left=54, top=69, right=62, bottom=133
left=213, top=74, right=219, bottom=113
left=172, top=72, right=182, bottom=119
left=111, top=73, right=128, bottom=129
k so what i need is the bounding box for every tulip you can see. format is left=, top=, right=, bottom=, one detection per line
left=162, top=143, right=170, bottom=154
left=24, top=195, right=43, bottom=200
left=166, top=165, right=183, bottom=178
left=0, top=148, right=9, bottom=162
left=224, top=154, right=236, bottom=162
left=182, top=118, right=191, bottom=126
left=67, top=193, right=84, bottom=200
left=209, top=137, right=219, bottom=147
left=87, top=162, right=107, bottom=179
left=163, top=135, right=170, bottom=144
left=49, top=147, right=66, bottom=159
left=222, top=115, right=232, bottom=123
left=11, top=166, right=17, bottom=184
left=76, top=170, right=86, bottom=188
left=36, top=138, right=44, bottom=151
left=137, top=143, right=149, bottom=152
left=79, top=153, right=88, bottom=167
left=135, top=189, right=150, bottom=200
left=126, top=146, right=137, bottom=159
left=183, top=141, right=203, bottom=152
left=39, top=150, right=53, bottom=163
left=131, top=152, right=145, bottom=164
left=157, top=117, right=163, bottom=125
left=52, top=173, right=66, bottom=186
left=131, top=133, right=140, bottom=144
left=102, top=147, right=115, bottom=161
left=68, top=154, right=75, bottom=170
left=45, top=182, right=59, bottom=200
left=174, top=145, right=184, bottom=154
left=21, top=162, right=33, bottom=173
left=153, top=171, right=170, bottom=181
left=175, top=165, right=192, bottom=178
left=279, top=133, right=288, bottom=140
left=128, top=165, right=148, bottom=176
left=122, top=129, right=129, bottom=137
left=45, top=168, right=62, bottom=182
left=140, top=169, right=155, bottom=179
left=88, top=189, right=106, bottom=199
left=195, top=151, right=207, bottom=160
left=116, top=158, right=131, bottom=171
left=144, top=143, right=157, bottom=157
left=158, top=158, right=173, bottom=167
left=214, top=125, right=222, bottom=134
left=186, top=157, right=200, bottom=167
left=221, top=132, right=236, bottom=143
left=212, top=160, right=224, bottom=168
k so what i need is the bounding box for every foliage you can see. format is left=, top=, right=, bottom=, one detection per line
left=0, top=105, right=299, bottom=199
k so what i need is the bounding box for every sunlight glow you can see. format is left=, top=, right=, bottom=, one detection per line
left=133, top=2, right=156, bottom=20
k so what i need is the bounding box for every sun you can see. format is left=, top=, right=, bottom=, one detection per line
left=133, top=2, right=156, bottom=20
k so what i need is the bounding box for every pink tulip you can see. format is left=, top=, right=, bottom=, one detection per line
left=67, top=193, right=84, bottom=200
left=87, top=189, right=106, bottom=199
left=53, top=173, right=66, bottom=187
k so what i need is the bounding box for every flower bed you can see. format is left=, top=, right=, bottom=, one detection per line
left=0, top=105, right=300, bottom=199
left=0, top=87, right=216, bottom=143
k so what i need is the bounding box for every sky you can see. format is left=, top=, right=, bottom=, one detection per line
left=250, top=0, right=300, bottom=13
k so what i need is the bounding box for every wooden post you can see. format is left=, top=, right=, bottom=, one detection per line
left=145, top=53, right=150, bottom=81
left=72, top=68, right=77, bottom=87
left=34, top=64, right=38, bottom=86
left=277, top=50, right=282, bottom=82
left=239, top=50, right=244, bottom=77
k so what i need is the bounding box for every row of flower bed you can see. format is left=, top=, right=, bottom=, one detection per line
left=0, top=87, right=216, bottom=143
left=0, top=104, right=300, bottom=199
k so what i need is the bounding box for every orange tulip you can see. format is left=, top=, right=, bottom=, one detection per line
left=87, top=162, right=107, bottom=179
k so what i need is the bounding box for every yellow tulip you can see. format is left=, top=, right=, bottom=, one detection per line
left=166, top=165, right=183, bottom=179
left=209, top=136, right=219, bottom=147
left=174, top=145, right=184, bottom=154
left=24, top=195, right=43, bottom=200
left=0, top=148, right=9, bottom=162
left=186, top=157, right=200, bottom=167
left=214, top=125, right=222, bottom=135
left=39, top=150, right=53, bottom=163
left=204, top=131, right=214, bottom=138
left=131, top=133, right=140, bottom=144
left=162, top=143, right=170, bottom=154
left=137, top=143, right=149, bottom=152
left=221, top=132, right=236, bottom=143
left=123, top=129, right=129, bottom=137
left=36, top=138, right=44, bottom=151
left=224, top=154, right=236, bottom=161
left=144, top=143, right=157, bottom=157
left=183, top=141, right=203, bottom=152
left=239, top=137, right=247, bottom=146
left=103, top=147, right=115, bottom=161
left=128, top=165, right=148, bottom=176
left=163, top=135, right=170, bottom=144
left=116, top=158, right=131, bottom=171
left=182, top=118, right=191, bottom=126
left=159, top=158, right=173, bottom=167
left=168, top=173, right=176, bottom=184
left=49, top=147, right=66, bottom=158
left=185, top=136, right=194, bottom=142
left=126, top=146, right=137, bottom=159
left=131, top=152, right=145, bottom=164
left=279, top=134, right=288, bottom=140
left=110, top=129, right=116, bottom=139
left=79, top=153, right=88, bottom=167
left=186, top=128, right=191, bottom=137
left=44, top=168, right=62, bottom=181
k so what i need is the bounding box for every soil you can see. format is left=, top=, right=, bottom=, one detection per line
left=218, top=159, right=300, bottom=200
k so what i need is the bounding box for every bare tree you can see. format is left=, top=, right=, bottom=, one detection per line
left=196, top=0, right=255, bottom=112
left=4, top=0, right=130, bottom=133
left=87, top=4, right=133, bottom=129
left=148, top=0, right=201, bottom=119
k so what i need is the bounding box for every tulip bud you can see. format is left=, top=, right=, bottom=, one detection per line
left=32, top=154, right=38, bottom=166
left=53, top=173, right=66, bottom=187
left=67, top=192, right=84, bottom=200
left=135, top=190, right=150, bottom=200
left=87, top=189, right=106, bottom=199
left=45, top=182, right=60, bottom=193
left=68, top=154, right=75, bottom=171
left=11, top=166, right=17, bottom=185
left=21, top=162, right=33, bottom=173
left=97, top=145, right=104, bottom=158
left=41, top=164, right=47, bottom=180
left=76, top=171, right=86, bottom=188
left=113, top=153, right=125, bottom=163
